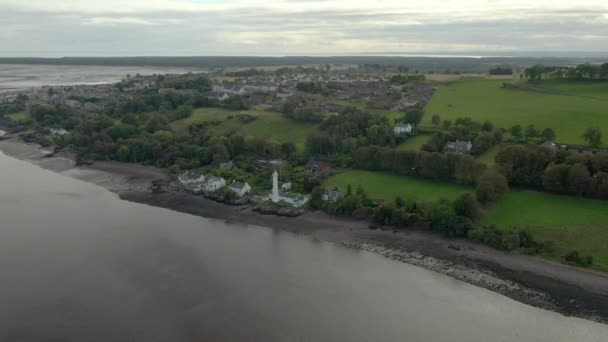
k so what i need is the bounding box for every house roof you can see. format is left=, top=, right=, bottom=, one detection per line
left=230, top=182, right=248, bottom=190
left=304, top=160, right=332, bottom=171
left=446, top=140, right=472, bottom=151
left=325, top=189, right=345, bottom=197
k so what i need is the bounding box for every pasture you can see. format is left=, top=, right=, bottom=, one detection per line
left=425, top=79, right=608, bottom=146
left=483, top=190, right=608, bottom=269
left=324, top=170, right=469, bottom=202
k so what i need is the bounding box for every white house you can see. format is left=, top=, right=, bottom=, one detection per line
left=281, top=182, right=292, bottom=191
left=50, top=128, right=69, bottom=136
left=203, top=177, right=226, bottom=192
left=445, top=140, right=473, bottom=153
left=322, top=189, right=345, bottom=203
left=229, top=182, right=252, bottom=198
left=394, top=122, right=413, bottom=135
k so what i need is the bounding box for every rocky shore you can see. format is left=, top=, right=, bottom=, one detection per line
left=1, top=137, right=607, bottom=324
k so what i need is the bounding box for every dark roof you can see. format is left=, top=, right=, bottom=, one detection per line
left=304, top=160, right=332, bottom=171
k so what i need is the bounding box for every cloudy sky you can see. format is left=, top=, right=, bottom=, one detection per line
left=1, top=0, right=608, bottom=57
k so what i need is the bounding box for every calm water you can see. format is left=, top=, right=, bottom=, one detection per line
left=0, top=152, right=607, bottom=341
left=0, top=64, right=201, bottom=92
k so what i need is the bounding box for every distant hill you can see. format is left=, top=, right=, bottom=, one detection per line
left=0, top=56, right=605, bottom=73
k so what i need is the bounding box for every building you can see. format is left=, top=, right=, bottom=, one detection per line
left=540, top=140, right=557, bottom=150
left=304, top=160, right=332, bottom=175
left=322, top=189, right=345, bottom=203
left=281, top=182, right=292, bottom=191
left=394, top=122, right=413, bottom=135
left=269, top=170, right=309, bottom=207
left=229, top=181, right=252, bottom=198
left=178, top=171, right=205, bottom=185
left=50, top=128, right=68, bottom=136
left=219, top=161, right=234, bottom=170
left=445, top=140, right=473, bottom=153
left=203, top=177, right=226, bottom=192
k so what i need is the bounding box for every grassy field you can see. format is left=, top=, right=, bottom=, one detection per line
left=5, top=112, right=29, bottom=122
left=483, top=191, right=608, bottom=269
left=327, top=169, right=608, bottom=269
left=324, top=170, right=470, bottom=202
left=396, top=134, right=430, bottom=151
left=425, top=79, right=608, bottom=145
left=477, top=143, right=508, bottom=166
left=171, top=107, right=318, bottom=151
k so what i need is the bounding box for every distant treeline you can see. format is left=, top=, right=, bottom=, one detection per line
left=1, top=56, right=605, bottom=73
left=489, top=66, right=513, bottom=75
left=524, top=63, right=608, bottom=81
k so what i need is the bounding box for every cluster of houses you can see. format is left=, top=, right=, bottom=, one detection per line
left=175, top=159, right=345, bottom=208
left=177, top=171, right=251, bottom=198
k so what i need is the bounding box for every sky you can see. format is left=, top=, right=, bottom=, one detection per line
left=1, top=0, right=608, bottom=57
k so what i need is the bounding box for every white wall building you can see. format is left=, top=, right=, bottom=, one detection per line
left=203, top=177, right=227, bottom=192
left=230, top=182, right=252, bottom=198
left=394, top=122, right=413, bottom=135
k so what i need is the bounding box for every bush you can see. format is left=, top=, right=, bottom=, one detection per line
left=564, top=250, right=593, bottom=267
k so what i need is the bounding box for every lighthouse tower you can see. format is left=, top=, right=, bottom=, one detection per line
left=271, top=170, right=280, bottom=203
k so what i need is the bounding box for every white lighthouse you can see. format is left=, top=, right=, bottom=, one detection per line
left=271, top=170, right=280, bottom=203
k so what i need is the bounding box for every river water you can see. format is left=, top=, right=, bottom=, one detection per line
left=0, top=152, right=607, bottom=341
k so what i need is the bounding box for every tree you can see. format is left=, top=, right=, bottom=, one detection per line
left=509, top=125, right=522, bottom=139
left=542, top=164, right=570, bottom=193
left=431, top=114, right=441, bottom=126
left=117, top=145, right=131, bottom=162
left=582, top=126, right=602, bottom=147
left=541, top=128, right=556, bottom=141
left=525, top=124, right=539, bottom=139
left=404, top=110, right=424, bottom=125
left=476, top=170, right=509, bottom=203
left=481, top=120, right=494, bottom=132
left=453, top=193, right=482, bottom=220
left=442, top=120, right=452, bottom=130
left=567, top=163, right=596, bottom=196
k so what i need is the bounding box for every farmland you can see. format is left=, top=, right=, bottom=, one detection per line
left=425, top=79, right=608, bottom=145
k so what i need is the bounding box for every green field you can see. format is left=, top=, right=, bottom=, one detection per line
left=324, top=170, right=470, bottom=202
left=477, top=143, right=508, bottom=166
left=327, top=170, right=608, bottom=269
left=5, top=112, right=29, bottom=122
left=425, top=79, right=608, bottom=145
left=397, top=134, right=430, bottom=151
left=483, top=191, right=608, bottom=269
left=171, top=108, right=318, bottom=151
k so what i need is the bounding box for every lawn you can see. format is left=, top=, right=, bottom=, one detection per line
left=171, top=107, right=318, bottom=151
left=324, top=170, right=470, bottom=202
left=483, top=190, right=608, bottom=269
left=396, top=134, right=430, bottom=151
left=5, top=112, right=29, bottom=122
left=425, top=79, right=608, bottom=145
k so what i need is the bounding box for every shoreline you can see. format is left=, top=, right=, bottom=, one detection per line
left=1, top=137, right=607, bottom=324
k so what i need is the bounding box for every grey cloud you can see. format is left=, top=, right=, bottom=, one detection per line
left=1, top=5, right=607, bottom=56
